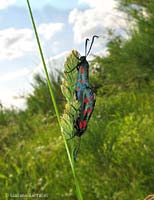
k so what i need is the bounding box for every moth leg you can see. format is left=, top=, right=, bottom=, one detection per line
left=73, top=137, right=81, bottom=161
left=64, top=66, right=77, bottom=73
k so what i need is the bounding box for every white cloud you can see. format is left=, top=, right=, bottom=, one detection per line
left=38, top=23, right=64, bottom=40
left=0, top=28, right=35, bottom=60
left=0, top=88, right=26, bottom=109
left=0, top=0, right=16, bottom=9
left=69, top=0, right=129, bottom=43
left=79, top=0, right=117, bottom=11
left=0, top=68, right=30, bottom=81
left=87, top=48, right=109, bottom=61
left=33, top=50, right=68, bottom=75
left=0, top=67, right=32, bottom=108
left=0, top=22, right=64, bottom=60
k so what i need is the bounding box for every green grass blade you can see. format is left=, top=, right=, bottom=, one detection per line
left=26, top=1, right=83, bottom=199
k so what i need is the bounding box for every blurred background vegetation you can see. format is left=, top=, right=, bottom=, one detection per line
left=0, top=0, right=154, bottom=199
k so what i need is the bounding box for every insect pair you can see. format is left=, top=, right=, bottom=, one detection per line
left=65, top=35, right=98, bottom=159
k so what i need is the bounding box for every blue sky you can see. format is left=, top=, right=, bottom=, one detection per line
left=0, top=0, right=129, bottom=108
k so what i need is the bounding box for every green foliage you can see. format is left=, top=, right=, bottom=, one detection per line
left=121, top=0, right=152, bottom=7
left=0, top=105, right=7, bottom=126
left=92, top=1, right=154, bottom=96
left=1, top=89, right=154, bottom=199
left=0, top=106, right=19, bottom=127
left=27, top=72, right=64, bottom=115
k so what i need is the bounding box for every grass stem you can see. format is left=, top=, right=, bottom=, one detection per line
left=26, top=1, right=83, bottom=199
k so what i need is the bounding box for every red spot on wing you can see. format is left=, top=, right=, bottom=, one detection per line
left=84, top=98, right=89, bottom=103
left=90, top=95, right=93, bottom=100
left=83, top=120, right=87, bottom=128
left=79, top=121, right=87, bottom=129
left=83, top=110, right=87, bottom=115
left=80, top=67, right=85, bottom=73
left=79, top=121, right=83, bottom=129
left=76, top=87, right=80, bottom=91
left=87, top=108, right=92, bottom=114
left=81, top=80, right=85, bottom=84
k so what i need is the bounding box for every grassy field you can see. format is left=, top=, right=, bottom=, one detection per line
left=0, top=86, right=154, bottom=199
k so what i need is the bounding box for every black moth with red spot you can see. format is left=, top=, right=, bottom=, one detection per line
left=73, top=35, right=98, bottom=137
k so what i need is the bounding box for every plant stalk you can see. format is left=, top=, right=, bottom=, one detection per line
left=26, top=1, right=83, bottom=199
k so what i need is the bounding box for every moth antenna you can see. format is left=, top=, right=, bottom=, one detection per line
left=85, top=38, right=90, bottom=57
left=86, top=35, right=99, bottom=57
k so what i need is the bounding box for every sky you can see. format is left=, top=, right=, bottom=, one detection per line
left=0, top=0, right=129, bottom=109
